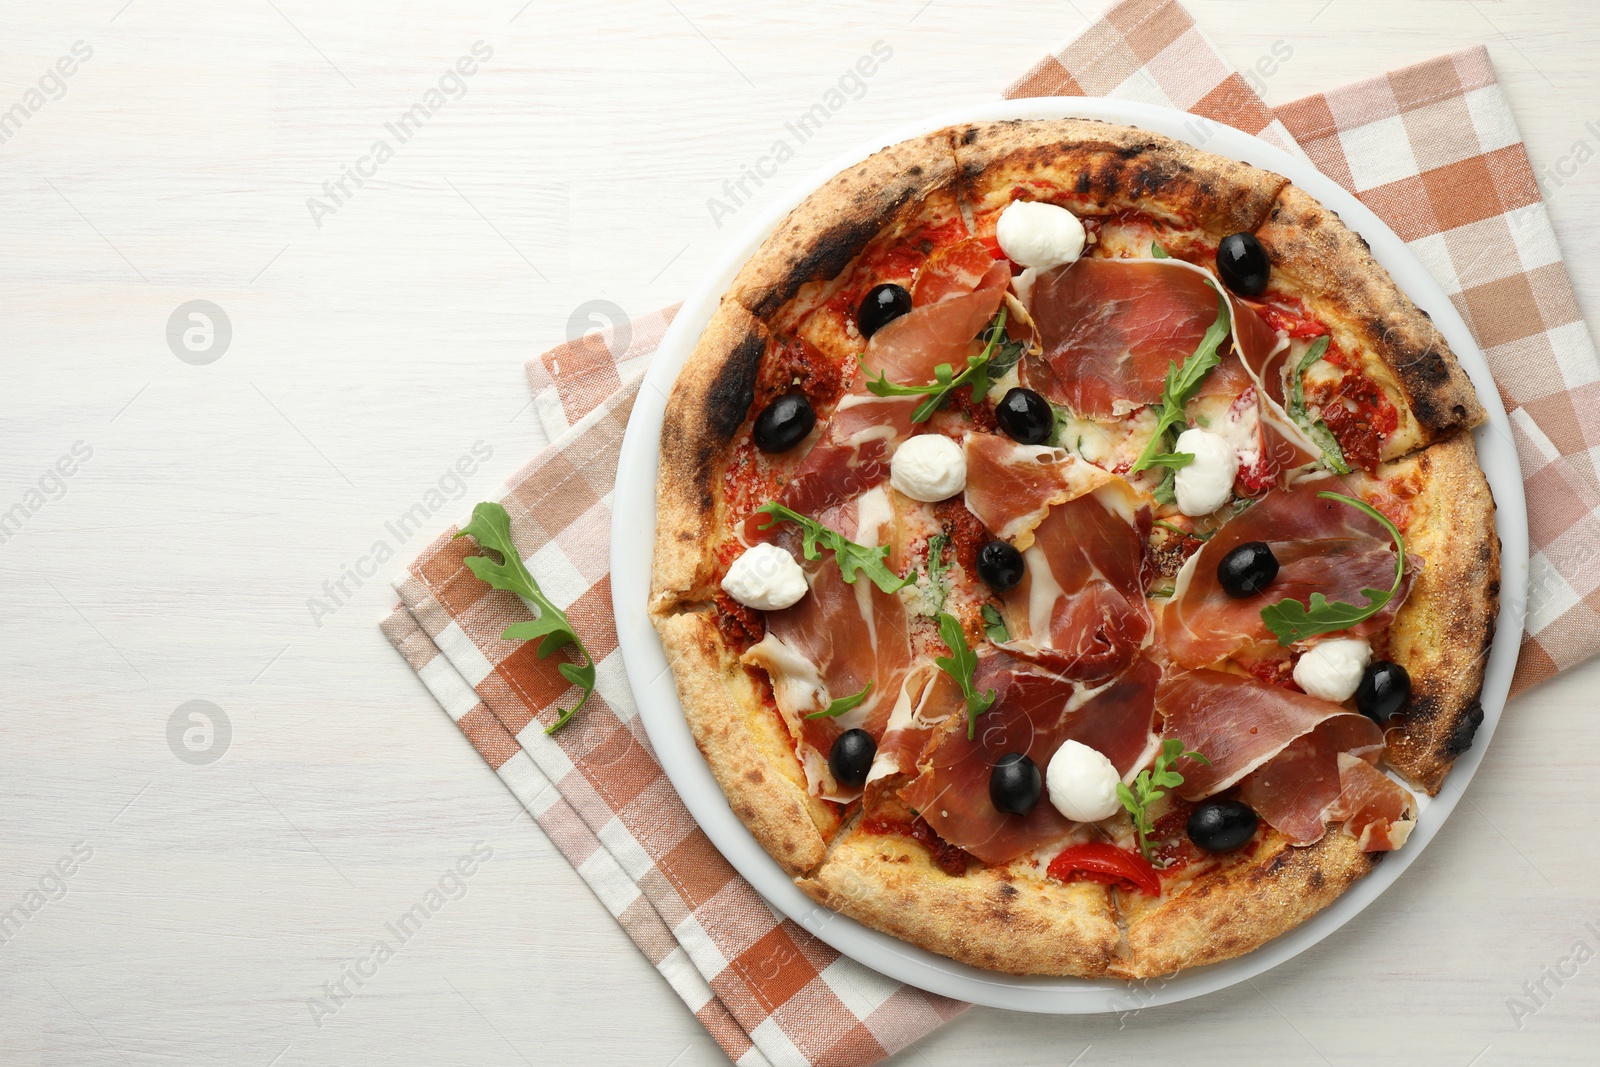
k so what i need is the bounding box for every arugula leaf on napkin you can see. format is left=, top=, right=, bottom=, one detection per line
left=456, top=502, right=596, bottom=734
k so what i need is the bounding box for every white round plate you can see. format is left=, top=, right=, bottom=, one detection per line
left=610, top=98, right=1529, bottom=1013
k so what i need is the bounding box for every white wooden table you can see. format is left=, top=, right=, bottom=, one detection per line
left=2, top=2, right=1596, bottom=1063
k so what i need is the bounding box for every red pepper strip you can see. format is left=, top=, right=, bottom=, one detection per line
left=1046, top=842, right=1162, bottom=896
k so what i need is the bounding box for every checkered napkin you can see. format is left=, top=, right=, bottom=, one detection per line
left=382, top=1, right=1600, bottom=1060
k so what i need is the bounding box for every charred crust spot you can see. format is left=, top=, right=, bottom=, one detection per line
left=1446, top=701, right=1485, bottom=756
left=961, top=126, right=978, bottom=144
left=908, top=164, right=923, bottom=177
left=704, top=328, right=764, bottom=440
left=999, top=883, right=1019, bottom=900
left=1075, top=171, right=1092, bottom=194
left=1308, top=869, right=1325, bottom=891
left=744, top=768, right=765, bottom=785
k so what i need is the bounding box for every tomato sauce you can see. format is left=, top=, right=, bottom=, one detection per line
left=861, top=814, right=972, bottom=876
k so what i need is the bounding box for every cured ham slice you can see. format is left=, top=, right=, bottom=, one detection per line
left=898, top=655, right=1161, bottom=865
left=961, top=433, right=1111, bottom=548
left=865, top=665, right=952, bottom=788
left=740, top=490, right=912, bottom=798
left=1157, top=669, right=1382, bottom=800
left=1023, top=258, right=1253, bottom=417
left=910, top=238, right=1010, bottom=306
left=766, top=285, right=1006, bottom=524
left=1235, top=714, right=1384, bottom=845
left=1326, top=753, right=1417, bottom=851
left=1161, top=480, right=1415, bottom=669
left=996, top=481, right=1152, bottom=681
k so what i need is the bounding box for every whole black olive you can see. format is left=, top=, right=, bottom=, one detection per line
left=1216, top=232, right=1271, bottom=297
left=995, top=387, right=1055, bottom=445
left=1356, top=660, right=1411, bottom=724
left=829, top=728, right=876, bottom=789
left=857, top=283, right=913, bottom=339
left=990, top=751, right=1042, bottom=815
left=976, top=540, right=1025, bottom=592
left=1217, top=541, right=1279, bottom=598
left=753, top=393, right=816, bottom=453
left=1187, top=800, right=1259, bottom=853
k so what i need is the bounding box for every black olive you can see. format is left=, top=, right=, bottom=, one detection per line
left=1355, top=660, right=1411, bottom=724
left=753, top=392, right=816, bottom=454
left=1216, top=232, right=1271, bottom=297
left=1186, top=800, right=1259, bottom=853
left=1217, top=541, right=1279, bottom=598
left=989, top=751, right=1042, bottom=815
left=829, top=728, right=876, bottom=789
left=976, top=540, right=1025, bottom=592
left=995, top=387, right=1054, bottom=445
left=857, top=283, right=912, bottom=339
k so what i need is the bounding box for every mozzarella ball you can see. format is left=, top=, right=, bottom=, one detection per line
left=995, top=200, right=1086, bottom=271
left=1172, top=427, right=1239, bottom=516
left=720, top=542, right=808, bottom=611
left=1046, top=739, right=1123, bottom=823
left=890, top=434, right=966, bottom=502
left=1293, top=637, right=1373, bottom=703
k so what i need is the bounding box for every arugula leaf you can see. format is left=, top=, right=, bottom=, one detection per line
left=1284, top=336, right=1352, bottom=475
left=1151, top=243, right=1171, bottom=259
left=864, top=308, right=1010, bottom=422
left=985, top=322, right=1027, bottom=382
left=934, top=611, right=996, bottom=739
left=924, top=533, right=951, bottom=613
left=1151, top=467, right=1177, bottom=506
left=754, top=502, right=915, bottom=594
left=456, top=502, right=596, bottom=734
left=1129, top=286, right=1231, bottom=474
left=805, top=680, right=873, bottom=720
left=1143, top=452, right=1195, bottom=470
left=1259, top=492, right=1406, bottom=645
left=1117, top=738, right=1211, bottom=862
left=981, top=603, right=1010, bottom=644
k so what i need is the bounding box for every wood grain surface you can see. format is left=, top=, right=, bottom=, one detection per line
left=1, top=1, right=1596, bottom=1064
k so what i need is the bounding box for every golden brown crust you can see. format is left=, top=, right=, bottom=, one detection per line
left=1381, top=434, right=1501, bottom=794
left=1253, top=184, right=1487, bottom=454
left=952, top=118, right=1289, bottom=237
left=651, top=299, right=769, bottom=615
left=728, top=131, right=961, bottom=322
left=797, top=823, right=1119, bottom=977
left=1112, top=830, right=1379, bottom=979
left=653, top=612, right=830, bottom=877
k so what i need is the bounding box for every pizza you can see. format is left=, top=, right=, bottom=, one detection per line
left=649, top=119, right=1500, bottom=978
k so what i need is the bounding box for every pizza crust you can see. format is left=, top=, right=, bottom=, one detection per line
left=952, top=118, right=1289, bottom=237
left=728, top=131, right=961, bottom=322
left=1111, top=829, right=1379, bottom=979
left=652, top=298, right=769, bottom=616
left=1379, top=433, right=1501, bottom=794
left=797, top=822, right=1119, bottom=977
left=1253, top=184, right=1487, bottom=455
left=654, top=612, right=833, bottom=877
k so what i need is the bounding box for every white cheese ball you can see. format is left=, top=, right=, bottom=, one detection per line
left=1293, top=637, right=1373, bottom=703
left=720, top=542, right=808, bottom=611
left=890, top=434, right=966, bottom=502
left=1172, top=427, right=1239, bottom=516
left=995, top=200, right=1086, bottom=271
left=1046, top=740, right=1123, bottom=823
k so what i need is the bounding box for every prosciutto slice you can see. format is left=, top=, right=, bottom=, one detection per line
left=1326, top=753, right=1417, bottom=851
left=1158, top=669, right=1381, bottom=798
left=996, top=481, right=1153, bottom=681
left=899, top=655, right=1161, bottom=865
left=1022, top=258, right=1253, bottom=417
left=1160, top=480, right=1415, bottom=669
left=911, top=238, right=1010, bottom=306
left=766, top=285, right=1006, bottom=524
left=740, top=491, right=912, bottom=798
left=961, top=432, right=1111, bottom=548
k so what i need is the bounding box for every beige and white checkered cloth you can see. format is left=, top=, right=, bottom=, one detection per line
left=383, top=1, right=1600, bottom=1061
